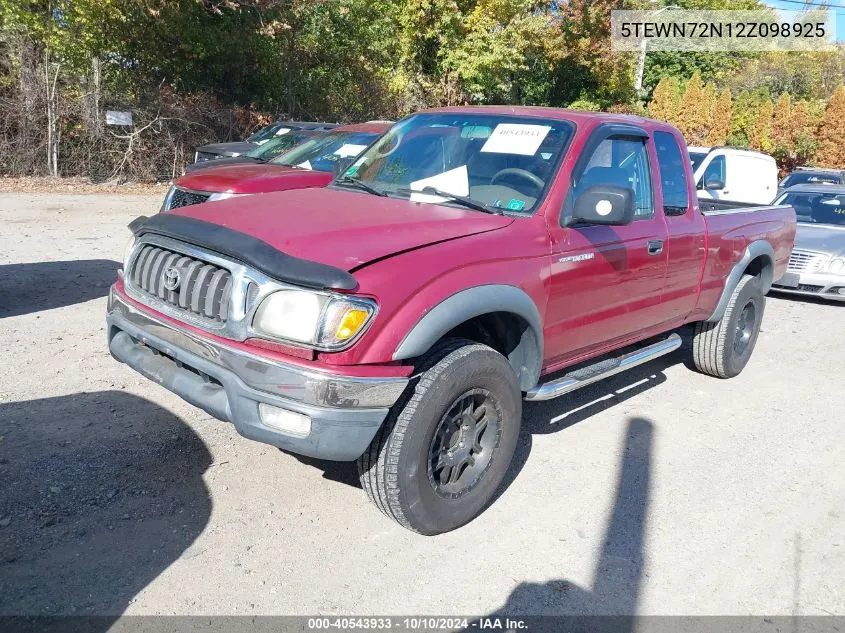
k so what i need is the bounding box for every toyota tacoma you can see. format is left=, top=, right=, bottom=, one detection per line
left=107, top=107, right=796, bottom=535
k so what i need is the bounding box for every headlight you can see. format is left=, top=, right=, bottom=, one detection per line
left=828, top=258, right=845, bottom=274
left=251, top=290, right=376, bottom=349
left=160, top=185, right=177, bottom=212
left=122, top=235, right=136, bottom=271
left=207, top=192, right=250, bottom=202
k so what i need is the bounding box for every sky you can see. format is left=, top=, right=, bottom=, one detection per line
left=762, top=0, right=845, bottom=41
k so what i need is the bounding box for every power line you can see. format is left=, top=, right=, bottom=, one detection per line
left=763, top=0, right=845, bottom=11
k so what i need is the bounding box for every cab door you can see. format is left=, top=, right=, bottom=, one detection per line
left=544, top=125, right=669, bottom=365
left=652, top=130, right=707, bottom=322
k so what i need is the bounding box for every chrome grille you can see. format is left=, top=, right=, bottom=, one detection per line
left=165, top=187, right=211, bottom=211
left=128, top=245, right=232, bottom=322
left=787, top=249, right=825, bottom=273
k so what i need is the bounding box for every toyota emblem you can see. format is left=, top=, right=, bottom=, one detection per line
left=163, top=267, right=181, bottom=291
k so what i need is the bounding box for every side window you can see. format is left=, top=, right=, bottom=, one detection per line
left=653, top=131, right=690, bottom=216
left=700, top=155, right=726, bottom=189
left=574, top=135, right=654, bottom=220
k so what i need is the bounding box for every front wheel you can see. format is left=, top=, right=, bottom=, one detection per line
left=692, top=274, right=766, bottom=378
left=357, top=339, right=522, bottom=535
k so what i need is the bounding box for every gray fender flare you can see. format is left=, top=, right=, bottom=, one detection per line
left=392, top=285, right=544, bottom=391
left=707, top=239, right=775, bottom=323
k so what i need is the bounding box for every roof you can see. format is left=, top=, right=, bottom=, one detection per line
left=273, top=121, right=339, bottom=130
left=689, top=145, right=775, bottom=160
left=333, top=121, right=393, bottom=133
left=793, top=166, right=845, bottom=174
left=780, top=183, right=845, bottom=195
left=418, top=105, right=664, bottom=128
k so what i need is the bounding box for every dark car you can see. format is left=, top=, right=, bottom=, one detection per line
left=777, top=167, right=845, bottom=198
left=185, top=128, right=317, bottom=174
left=193, top=121, right=338, bottom=164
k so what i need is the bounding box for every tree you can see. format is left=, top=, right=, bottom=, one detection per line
left=647, top=77, right=681, bottom=125
left=771, top=93, right=793, bottom=154
left=706, top=89, right=732, bottom=146
left=814, top=86, right=845, bottom=168
left=444, top=0, right=562, bottom=106
left=675, top=72, right=704, bottom=142
left=748, top=98, right=774, bottom=152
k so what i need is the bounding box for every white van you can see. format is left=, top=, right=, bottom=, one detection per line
left=688, top=146, right=778, bottom=205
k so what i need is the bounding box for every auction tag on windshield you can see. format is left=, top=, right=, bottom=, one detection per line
left=410, top=166, right=470, bottom=204
left=334, top=144, right=368, bottom=158
left=275, top=128, right=292, bottom=136
left=481, top=124, right=551, bottom=156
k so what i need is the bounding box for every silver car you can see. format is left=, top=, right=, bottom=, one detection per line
left=771, top=184, right=845, bottom=302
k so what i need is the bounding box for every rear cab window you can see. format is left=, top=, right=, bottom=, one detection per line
left=653, top=131, right=691, bottom=216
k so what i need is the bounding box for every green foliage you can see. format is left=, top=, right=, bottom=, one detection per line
left=1, top=0, right=844, bottom=180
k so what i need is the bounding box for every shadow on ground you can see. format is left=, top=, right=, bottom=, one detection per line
left=0, top=391, right=212, bottom=628
left=768, top=289, right=845, bottom=308
left=0, top=260, right=119, bottom=318
left=465, top=416, right=654, bottom=630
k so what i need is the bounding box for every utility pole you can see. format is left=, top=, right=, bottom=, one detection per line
left=635, top=5, right=680, bottom=95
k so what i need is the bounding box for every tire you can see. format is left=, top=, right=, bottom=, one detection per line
left=692, top=274, right=765, bottom=378
left=357, top=338, right=522, bottom=535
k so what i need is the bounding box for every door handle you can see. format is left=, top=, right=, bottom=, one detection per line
left=647, top=240, right=664, bottom=256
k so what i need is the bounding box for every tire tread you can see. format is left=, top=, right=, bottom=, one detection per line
left=357, top=338, right=483, bottom=532
left=692, top=274, right=761, bottom=378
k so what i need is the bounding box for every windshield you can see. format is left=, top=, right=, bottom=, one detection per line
left=338, top=113, right=573, bottom=213
left=270, top=131, right=379, bottom=172
left=780, top=172, right=843, bottom=187
left=244, top=131, right=311, bottom=159
left=247, top=122, right=293, bottom=144
left=689, top=151, right=708, bottom=172
left=778, top=192, right=845, bottom=226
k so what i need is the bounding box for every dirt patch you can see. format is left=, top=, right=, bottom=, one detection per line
left=0, top=176, right=168, bottom=196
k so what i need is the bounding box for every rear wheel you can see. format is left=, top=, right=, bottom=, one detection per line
left=357, top=339, right=521, bottom=535
left=692, top=274, right=765, bottom=378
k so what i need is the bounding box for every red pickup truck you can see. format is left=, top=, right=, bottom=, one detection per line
left=107, top=107, right=795, bottom=535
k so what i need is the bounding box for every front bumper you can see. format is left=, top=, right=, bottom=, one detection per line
left=771, top=271, right=845, bottom=302
left=106, top=290, right=409, bottom=460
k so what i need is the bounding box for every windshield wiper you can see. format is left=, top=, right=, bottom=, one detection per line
left=398, top=186, right=502, bottom=215
left=336, top=175, right=387, bottom=197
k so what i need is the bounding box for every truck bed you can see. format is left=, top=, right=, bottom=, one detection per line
left=695, top=202, right=796, bottom=317
left=698, top=197, right=770, bottom=213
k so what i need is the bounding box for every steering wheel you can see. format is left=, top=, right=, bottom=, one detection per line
left=491, top=168, right=544, bottom=190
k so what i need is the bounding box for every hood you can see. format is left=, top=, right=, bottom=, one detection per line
left=795, top=223, right=845, bottom=257
left=196, top=141, right=255, bottom=157
left=176, top=164, right=332, bottom=194
left=184, top=155, right=262, bottom=174
left=172, top=187, right=514, bottom=271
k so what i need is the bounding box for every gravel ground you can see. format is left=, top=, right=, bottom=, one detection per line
left=0, top=193, right=843, bottom=619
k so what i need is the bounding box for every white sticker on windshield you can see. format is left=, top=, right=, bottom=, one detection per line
left=409, top=165, right=469, bottom=204
left=333, top=144, right=368, bottom=158
left=297, top=160, right=312, bottom=170
left=481, top=124, right=551, bottom=156
left=255, top=139, right=270, bottom=146
left=275, top=128, right=291, bottom=136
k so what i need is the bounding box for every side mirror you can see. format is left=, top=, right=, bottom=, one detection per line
left=333, top=156, right=354, bottom=177
left=704, top=177, right=725, bottom=190
left=571, top=185, right=635, bottom=226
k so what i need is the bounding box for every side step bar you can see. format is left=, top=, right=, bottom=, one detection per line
left=524, top=333, right=682, bottom=402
